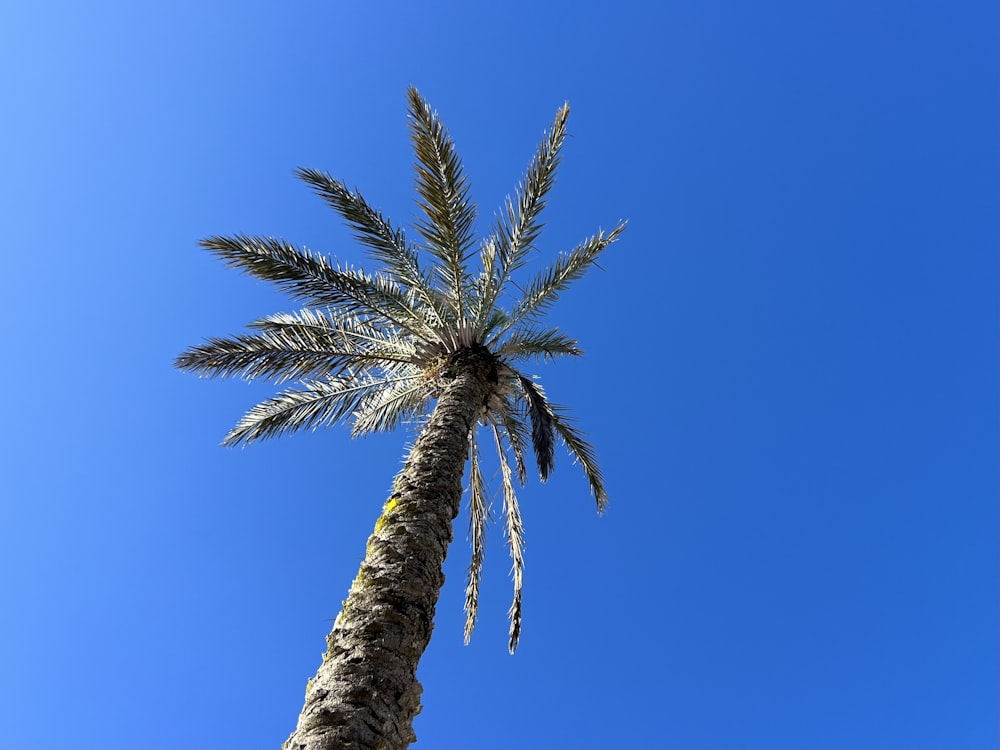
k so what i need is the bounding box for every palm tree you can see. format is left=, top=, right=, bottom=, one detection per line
left=176, top=87, right=625, bottom=750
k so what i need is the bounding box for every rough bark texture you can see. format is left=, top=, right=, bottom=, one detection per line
left=284, top=347, right=498, bottom=750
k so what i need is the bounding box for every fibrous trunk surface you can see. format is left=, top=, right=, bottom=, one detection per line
left=285, top=347, right=497, bottom=750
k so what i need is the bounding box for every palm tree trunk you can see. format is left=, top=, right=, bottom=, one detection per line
left=284, top=347, right=497, bottom=750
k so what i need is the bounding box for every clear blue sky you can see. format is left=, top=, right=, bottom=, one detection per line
left=1, top=2, right=996, bottom=748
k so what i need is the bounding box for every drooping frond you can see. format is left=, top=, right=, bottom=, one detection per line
left=475, top=102, right=569, bottom=329
left=222, top=374, right=416, bottom=447
left=294, top=168, right=450, bottom=327
left=493, top=327, right=582, bottom=363
left=490, top=221, right=627, bottom=343
left=464, top=436, right=489, bottom=644
left=514, top=372, right=555, bottom=481
left=492, top=396, right=530, bottom=487
left=494, top=425, right=525, bottom=653
left=199, top=235, right=434, bottom=339
left=549, top=405, right=609, bottom=513
left=407, top=87, right=477, bottom=317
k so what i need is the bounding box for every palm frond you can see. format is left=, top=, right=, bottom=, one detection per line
left=254, top=310, right=422, bottom=365
left=222, top=374, right=412, bottom=446
left=492, top=390, right=530, bottom=486
left=494, top=327, right=582, bottom=362
left=464, top=436, right=489, bottom=644
left=199, top=235, right=434, bottom=339
left=549, top=405, right=609, bottom=513
left=469, top=276, right=512, bottom=341
left=494, top=425, right=524, bottom=653
left=199, top=234, right=345, bottom=305
left=310, top=263, right=438, bottom=338
left=514, top=372, right=555, bottom=481
left=175, top=311, right=422, bottom=385
left=407, top=87, right=476, bottom=318
left=428, top=318, right=479, bottom=352
left=295, top=168, right=450, bottom=326
left=492, top=221, right=627, bottom=341
left=174, top=334, right=347, bottom=384
left=350, top=376, right=429, bottom=436
left=468, top=235, right=500, bottom=333
left=476, top=102, right=569, bottom=327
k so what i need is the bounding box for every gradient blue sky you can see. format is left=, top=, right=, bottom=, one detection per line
left=1, top=2, right=997, bottom=748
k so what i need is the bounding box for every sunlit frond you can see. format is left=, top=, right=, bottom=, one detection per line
left=253, top=310, right=422, bottom=365
left=175, top=311, right=424, bottom=385
left=222, top=375, right=411, bottom=446
left=407, top=87, right=476, bottom=317
left=428, top=318, right=479, bottom=352
left=307, top=263, right=438, bottom=339
left=350, top=375, right=428, bottom=436
left=175, top=334, right=342, bottom=384
left=492, top=392, right=530, bottom=486
left=468, top=236, right=499, bottom=334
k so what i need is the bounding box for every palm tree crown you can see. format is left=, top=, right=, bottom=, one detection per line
left=177, top=87, right=624, bottom=652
